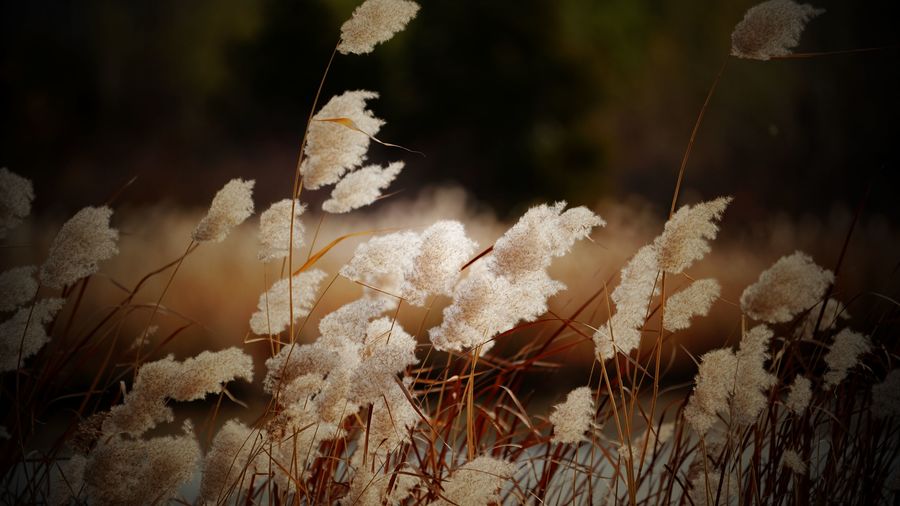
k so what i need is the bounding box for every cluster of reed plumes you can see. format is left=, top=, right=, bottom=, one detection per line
left=1, top=0, right=897, bottom=505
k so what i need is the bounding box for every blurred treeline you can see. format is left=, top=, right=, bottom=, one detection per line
left=1, top=0, right=898, bottom=219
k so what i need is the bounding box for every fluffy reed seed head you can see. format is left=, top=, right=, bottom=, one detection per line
left=248, top=269, right=327, bottom=335
left=732, top=325, right=777, bottom=425
left=428, top=202, right=596, bottom=353
left=402, top=220, right=478, bottom=306
left=192, top=178, right=255, bottom=243
left=338, top=0, right=421, bottom=55
left=274, top=373, right=326, bottom=413
left=365, top=379, right=420, bottom=457
left=782, top=449, right=808, bottom=475
left=104, top=348, right=254, bottom=436
left=740, top=251, right=834, bottom=323
left=301, top=90, right=384, bottom=189
left=313, top=364, right=361, bottom=426
left=340, top=230, right=422, bottom=300
left=40, top=206, right=119, bottom=289
left=430, top=263, right=564, bottom=352
left=0, top=167, right=34, bottom=238
left=342, top=221, right=479, bottom=308
left=318, top=296, right=390, bottom=342
left=84, top=423, right=200, bottom=505
left=430, top=456, right=517, bottom=506
left=731, top=0, right=824, bottom=60
left=263, top=338, right=358, bottom=394
left=199, top=419, right=262, bottom=504
left=684, top=348, right=738, bottom=435
left=597, top=199, right=726, bottom=359
left=663, top=278, right=721, bottom=332
left=491, top=201, right=604, bottom=281
left=0, top=297, right=65, bottom=372
left=263, top=327, right=364, bottom=430
left=654, top=197, right=731, bottom=274
left=549, top=386, right=595, bottom=444
left=257, top=199, right=305, bottom=262
left=823, top=328, right=871, bottom=389
left=0, top=265, right=38, bottom=312
left=322, top=161, right=404, bottom=214
left=594, top=245, right=659, bottom=361
left=785, top=375, right=812, bottom=414
left=348, top=317, right=418, bottom=404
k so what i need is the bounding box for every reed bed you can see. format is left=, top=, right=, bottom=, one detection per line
left=1, top=1, right=897, bottom=504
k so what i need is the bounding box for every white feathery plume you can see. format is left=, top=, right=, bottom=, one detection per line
left=340, top=230, right=422, bottom=298
left=364, top=379, right=420, bottom=456
left=300, top=90, right=384, bottom=189
left=684, top=349, right=738, bottom=435
left=249, top=269, right=327, bottom=335
left=491, top=201, right=604, bottom=281
left=822, top=328, right=871, bottom=389
left=338, top=0, right=421, bottom=55
left=785, top=375, right=812, bottom=414
left=0, top=298, right=65, bottom=372
left=347, top=317, right=418, bottom=404
left=732, top=325, right=777, bottom=425
left=401, top=220, right=478, bottom=306
left=663, top=278, right=720, bottom=332
left=0, top=265, right=39, bottom=312
left=430, top=263, right=563, bottom=353
left=653, top=197, right=731, bottom=274
left=549, top=386, right=595, bottom=444
left=83, top=422, right=200, bottom=505
left=593, top=245, right=659, bottom=361
left=258, top=199, right=305, bottom=262
left=781, top=449, right=808, bottom=475
left=318, top=296, right=390, bottom=342
left=740, top=251, right=834, bottom=323
left=103, top=348, right=254, bottom=436
left=429, top=456, right=517, bottom=506
left=731, top=0, right=824, bottom=60
left=322, top=162, right=403, bottom=214
left=199, top=420, right=265, bottom=504
left=428, top=203, right=598, bottom=353
left=0, top=167, right=34, bottom=238
left=40, top=206, right=119, bottom=289
left=192, top=179, right=255, bottom=243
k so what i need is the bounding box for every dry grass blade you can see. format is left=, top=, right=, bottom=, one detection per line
left=292, top=228, right=398, bottom=276
left=314, top=117, right=426, bottom=157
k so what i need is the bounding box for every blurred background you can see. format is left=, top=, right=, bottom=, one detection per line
left=2, top=0, right=900, bottom=390
left=2, top=0, right=898, bottom=219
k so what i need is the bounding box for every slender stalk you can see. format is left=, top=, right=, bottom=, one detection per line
left=287, top=44, right=338, bottom=346
left=132, top=239, right=195, bottom=376
left=669, top=59, right=728, bottom=216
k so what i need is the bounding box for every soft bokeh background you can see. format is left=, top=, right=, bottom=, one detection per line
left=2, top=0, right=899, bottom=217
left=2, top=1, right=899, bottom=394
